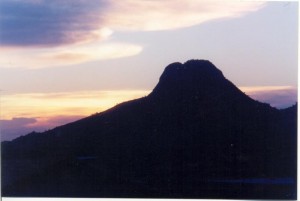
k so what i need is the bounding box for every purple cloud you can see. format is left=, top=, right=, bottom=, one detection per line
left=1, top=115, right=84, bottom=141
left=250, top=91, right=297, bottom=109
left=1, top=117, right=38, bottom=141
left=35, top=115, right=85, bottom=128
left=241, top=87, right=297, bottom=109
left=0, top=0, right=108, bottom=46
left=0, top=0, right=265, bottom=47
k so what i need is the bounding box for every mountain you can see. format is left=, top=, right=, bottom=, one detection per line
left=2, top=60, right=297, bottom=199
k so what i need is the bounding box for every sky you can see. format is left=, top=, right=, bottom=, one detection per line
left=0, top=0, right=298, bottom=141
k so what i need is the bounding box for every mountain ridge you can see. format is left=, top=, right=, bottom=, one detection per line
left=2, top=59, right=297, bottom=199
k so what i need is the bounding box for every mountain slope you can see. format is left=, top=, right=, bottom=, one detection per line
left=2, top=60, right=297, bottom=199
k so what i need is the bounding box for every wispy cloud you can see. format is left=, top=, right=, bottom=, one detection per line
left=0, top=0, right=266, bottom=68
left=0, top=42, right=142, bottom=69
left=0, top=0, right=265, bottom=46
left=106, top=0, right=266, bottom=31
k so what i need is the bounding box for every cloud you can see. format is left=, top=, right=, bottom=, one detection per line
left=0, top=0, right=265, bottom=68
left=0, top=0, right=108, bottom=47
left=106, top=0, right=266, bottom=31
left=0, top=42, right=142, bottom=68
left=239, top=86, right=297, bottom=109
left=0, top=117, right=37, bottom=141
left=1, top=117, right=37, bottom=129
left=0, top=0, right=266, bottom=47
left=0, top=0, right=134, bottom=68
left=25, top=115, right=85, bottom=129
left=0, top=115, right=84, bottom=141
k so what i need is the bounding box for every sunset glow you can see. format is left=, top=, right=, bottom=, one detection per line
left=1, top=90, right=150, bottom=119
left=1, top=86, right=297, bottom=141
left=0, top=1, right=297, bottom=142
left=0, top=1, right=297, bottom=200
left=1, top=90, right=150, bottom=141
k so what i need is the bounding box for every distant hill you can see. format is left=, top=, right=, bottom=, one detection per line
left=2, top=60, right=297, bottom=199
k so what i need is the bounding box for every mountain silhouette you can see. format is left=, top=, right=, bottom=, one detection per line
left=2, top=60, right=297, bottom=199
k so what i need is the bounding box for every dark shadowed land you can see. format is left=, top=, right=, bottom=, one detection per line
left=1, top=60, right=297, bottom=199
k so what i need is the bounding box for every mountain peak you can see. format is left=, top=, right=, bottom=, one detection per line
left=160, top=59, right=224, bottom=82
left=150, top=60, right=229, bottom=98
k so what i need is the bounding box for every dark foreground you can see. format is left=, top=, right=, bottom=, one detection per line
left=3, top=156, right=296, bottom=199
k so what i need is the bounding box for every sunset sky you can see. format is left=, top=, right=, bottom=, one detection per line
left=0, top=1, right=298, bottom=141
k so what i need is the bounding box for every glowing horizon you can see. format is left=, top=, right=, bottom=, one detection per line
left=0, top=1, right=297, bottom=141
left=1, top=90, right=150, bottom=120
left=1, top=85, right=297, bottom=141
left=1, top=86, right=297, bottom=119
